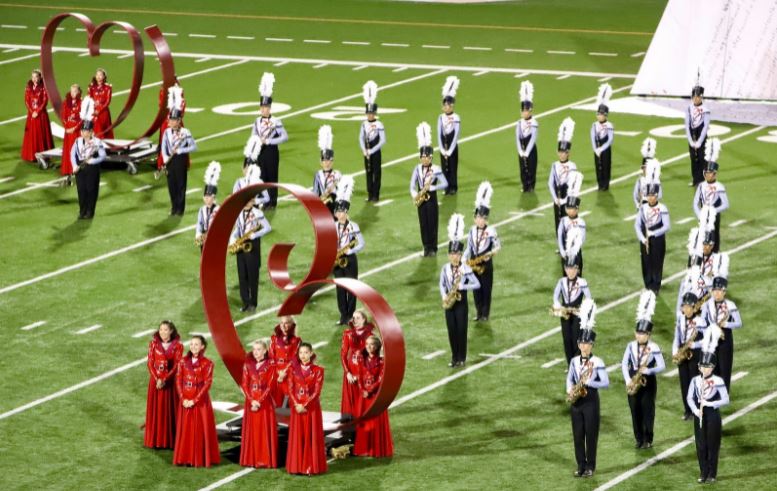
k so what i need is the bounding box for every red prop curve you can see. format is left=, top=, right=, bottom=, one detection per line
left=200, top=183, right=405, bottom=428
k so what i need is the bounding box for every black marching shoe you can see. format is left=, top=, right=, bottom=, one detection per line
left=683, top=412, right=693, bottom=421
left=642, top=442, right=653, bottom=449
left=635, top=441, right=643, bottom=449
left=582, top=469, right=594, bottom=478
left=472, top=316, right=481, bottom=322
left=448, top=360, right=457, bottom=368
left=706, top=478, right=716, bottom=484
left=697, top=476, right=706, bottom=484
left=240, top=305, right=249, bottom=312
left=573, top=470, right=584, bottom=478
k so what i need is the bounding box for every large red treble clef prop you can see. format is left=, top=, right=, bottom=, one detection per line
left=200, top=183, right=405, bottom=426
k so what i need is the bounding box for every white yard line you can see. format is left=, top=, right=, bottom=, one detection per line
left=392, top=66, right=409, bottom=72
left=265, top=37, right=293, bottom=42
left=542, top=358, right=565, bottom=369
left=623, top=213, right=638, bottom=221
left=598, top=76, right=613, bottom=82
left=513, top=72, right=529, bottom=78
left=374, top=199, right=394, bottom=207
left=422, top=44, right=450, bottom=49
left=382, top=42, right=410, bottom=48
left=589, top=52, right=618, bottom=57
left=132, top=329, right=157, bottom=339
left=578, top=210, right=592, bottom=217
left=662, top=368, right=679, bottom=377
left=676, top=216, right=696, bottom=224
left=2, top=47, right=20, bottom=53
left=422, top=350, right=447, bottom=360
left=273, top=60, right=290, bottom=67
left=729, top=219, right=747, bottom=228
left=1, top=24, right=27, bottom=29
left=556, top=74, right=572, bottom=80
left=479, top=353, right=521, bottom=359
left=342, top=41, right=370, bottom=46
left=162, top=32, right=178, bottom=37
left=311, top=341, right=328, bottom=349
left=185, top=187, right=202, bottom=195
left=194, top=57, right=212, bottom=63
left=0, top=176, right=15, bottom=183
left=472, top=70, right=489, bottom=77
left=20, top=321, right=46, bottom=331
left=614, top=130, right=641, bottom=137
left=0, top=177, right=66, bottom=199
left=594, top=387, right=777, bottom=491
left=630, top=51, right=646, bottom=58
left=606, top=363, right=621, bottom=373
left=548, top=50, right=575, bottom=55
left=352, top=64, right=369, bottom=71
left=117, top=52, right=134, bottom=59
left=227, top=36, right=254, bottom=41
left=132, top=185, right=152, bottom=192
left=313, top=63, right=328, bottom=69
left=303, top=39, right=331, bottom=44
left=189, top=34, right=217, bottom=39
left=731, top=371, right=749, bottom=382
left=505, top=48, right=533, bottom=53
left=0, top=53, right=41, bottom=65
left=75, top=324, right=102, bottom=335
left=463, top=46, right=492, bottom=51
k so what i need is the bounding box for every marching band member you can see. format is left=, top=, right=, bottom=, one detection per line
left=360, top=80, right=385, bottom=202
left=286, top=342, right=328, bottom=476
left=552, top=240, right=591, bottom=365
left=71, top=96, right=106, bottom=220
left=557, top=170, right=586, bottom=274
left=144, top=320, right=183, bottom=449
left=463, top=182, right=501, bottom=322
left=621, top=291, right=665, bottom=449
left=157, top=81, right=185, bottom=171
left=439, top=214, right=480, bottom=368
left=313, top=125, right=341, bottom=216
left=354, top=335, right=394, bottom=458
left=60, top=84, right=82, bottom=185
left=701, top=274, right=742, bottom=390
left=21, top=69, right=54, bottom=162
left=566, top=299, right=608, bottom=478
left=438, top=76, right=461, bottom=195
left=88, top=68, right=114, bottom=139
left=693, top=138, right=729, bottom=252
left=252, top=72, right=288, bottom=209
left=269, top=316, right=301, bottom=407
left=160, top=100, right=197, bottom=216
left=515, top=80, right=538, bottom=192
left=673, top=292, right=708, bottom=420
left=687, top=325, right=729, bottom=484
left=634, top=159, right=670, bottom=293
left=699, top=207, right=722, bottom=288
left=676, top=227, right=707, bottom=314
left=590, top=84, right=614, bottom=191
left=410, top=122, right=448, bottom=257
left=632, top=138, right=662, bottom=208
left=549, top=117, right=578, bottom=236
left=173, top=335, right=220, bottom=467
left=229, top=193, right=272, bottom=313
left=195, top=161, right=221, bottom=252
left=685, top=81, right=710, bottom=187
left=340, top=310, right=374, bottom=419
left=333, top=176, right=365, bottom=325
left=236, top=141, right=271, bottom=207
left=239, top=339, right=278, bottom=469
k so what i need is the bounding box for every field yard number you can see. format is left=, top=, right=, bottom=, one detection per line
left=757, top=129, right=777, bottom=144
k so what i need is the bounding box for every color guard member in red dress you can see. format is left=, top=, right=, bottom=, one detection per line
left=144, top=320, right=183, bottom=449
left=340, top=310, right=374, bottom=419
left=269, top=316, right=301, bottom=407
left=60, top=84, right=81, bottom=185
left=21, top=69, right=54, bottom=162
left=286, top=343, right=327, bottom=476
left=354, top=335, right=394, bottom=458
left=173, top=335, right=220, bottom=467
left=239, top=339, right=278, bottom=468
left=88, top=68, right=113, bottom=139
left=157, top=81, right=185, bottom=170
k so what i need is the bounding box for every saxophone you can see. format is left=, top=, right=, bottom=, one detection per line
left=467, top=251, right=495, bottom=275
left=567, top=361, right=592, bottom=404
left=672, top=323, right=697, bottom=365
left=75, top=139, right=97, bottom=173
left=442, top=269, right=462, bottom=310
left=195, top=232, right=207, bottom=247
left=414, top=175, right=433, bottom=207
left=156, top=130, right=184, bottom=180
left=716, top=302, right=729, bottom=340
left=550, top=306, right=580, bottom=320
left=335, top=239, right=358, bottom=268
left=321, top=179, right=337, bottom=205
left=228, top=224, right=263, bottom=255
left=693, top=292, right=710, bottom=315
left=626, top=346, right=651, bottom=396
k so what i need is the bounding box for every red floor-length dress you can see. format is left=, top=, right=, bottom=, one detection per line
left=21, top=81, right=54, bottom=161
left=286, top=358, right=327, bottom=475
left=340, top=322, right=374, bottom=417
left=156, top=86, right=185, bottom=169
left=144, top=333, right=183, bottom=449
left=89, top=81, right=114, bottom=139
left=354, top=353, right=394, bottom=458
left=239, top=353, right=278, bottom=468
left=269, top=324, right=301, bottom=407
left=173, top=353, right=221, bottom=467
left=60, top=94, right=81, bottom=175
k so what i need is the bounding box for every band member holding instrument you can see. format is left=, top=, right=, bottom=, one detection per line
left=685, top=81, right=710, bottom=187
left=269, top=316, right=301, bottom=407
left=699, top=207, right=725, bottom=290
left=229, top=198, right=272, bottom=313
left=463, top=181, right=501, bottom=322
left=633, top=138, right=663, bottom=208
left=21, top=69, right=54, bottom=162
left=157, top=80, right=185, bottom=171
left=234, top=156, right=271, bottom=209
left=340, top=310, right=374, bottom=419
left=516, top=80, right=538, bottom=192
left=621, top=290, right=665, bottom=449
left=693, top=138, right=729, bottom=252
left=549, top=117, right=578, bottom=237
left=687, top=325, right=729, bottom=484
left=360, top=80, right=386, bottom=203
left=440, top=213, right=480, bottom=368
left=590, top=84, right=614, bottom=191
left=566, top=299, right=608, bottom=478
left=313, top=125, right=341, bottom=217
left=88, top=68, right=113, bottom=139
left=333, top=176, right=364, bottom=325
left=195, top=161, right=221, bottom=253
left=239, top=339, right=278, bottom=469
left=557, top=170, right=585, bottom=275
left=253, top=72, right=288, bottom=209
left=70, top=96, right=106, bottom=220
left=438, top=76, right=461, bottom=195
left=60, top=84, right=82, bottom=185
left=144, top=320, right=183, bottom=449
left=354, top=335, right=394, bottom=458
left=552, top=247, right=591, bottom=365
left=410, top=122, right=448, bottom=257
left=160, top=101, right=196, bottom=216
left=701, top=276, right=742, bottom=390
left=676, top=227, right=707, bottom=314
left=286, top=343, right=327, bottom=476
left=673, top=292, right=708, bottom=420
left=634, top=158, right=670, bottom=293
